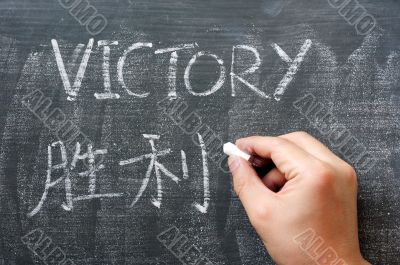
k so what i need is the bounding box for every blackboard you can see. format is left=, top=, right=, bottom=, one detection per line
left=0, top=0, right=399, bottom=264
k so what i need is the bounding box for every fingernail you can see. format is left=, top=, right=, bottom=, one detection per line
left=228, top=157, right=240, bottom=172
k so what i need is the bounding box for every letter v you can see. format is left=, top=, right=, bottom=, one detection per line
left=51, top=38, right=94, bottom=101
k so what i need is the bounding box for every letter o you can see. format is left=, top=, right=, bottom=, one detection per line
left=184, top=51, right=226, bottom=96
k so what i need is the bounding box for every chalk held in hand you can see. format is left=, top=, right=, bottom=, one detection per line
left=223, top=142, right=272, bottom=168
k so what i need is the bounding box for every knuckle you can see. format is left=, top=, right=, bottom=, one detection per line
left=235, top=138, right=249, bottom=150
left=282, top=131, right=310, bottom=140
left=342, top=163, right=358, bottom=185
left=311, top=161, right=336, bottom=189
left=295, top=131, right=310, bottom=138
left=271, top=136, right=287, bottom=148
left=250, top=204, right=271, bottom=225
left=234, top=138, right=242, bottom=146
left=315, top=160, right=334, bottom=177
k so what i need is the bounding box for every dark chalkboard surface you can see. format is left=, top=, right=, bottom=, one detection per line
left=0, top=0, right=399, bottom=264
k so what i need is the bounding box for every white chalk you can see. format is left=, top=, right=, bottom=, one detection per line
left=273, top=39, right=312, bottom=101
left=52, top=38, right=94, bottom=101
left=184, top=51, right=226, bottom=96
left=194, top=133, right=210, bottom=213
left=223, top=142, right=251, bottom=161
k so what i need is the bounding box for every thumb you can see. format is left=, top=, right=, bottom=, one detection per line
left=228, top=156, right=276, bottom=222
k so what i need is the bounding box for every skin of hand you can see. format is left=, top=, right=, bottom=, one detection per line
left=227, top=132, right=370, bottom=265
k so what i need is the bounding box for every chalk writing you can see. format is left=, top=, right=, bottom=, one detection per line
left=193, top=134, right=210, bottom=214
left=117, top=42, right=153, bottom=98
left=155, top=43, right=198, bottom=99
left=184, top=51, right=226, bottom=96
left=52, top=38, right=94, bottom=101
left=28, top=134, right=213, bottom=216
left=119, top=134, right=180, bottom=208
left=273, top=39, right=312, bottom=101
left=28, top=141, right=122, bottom=217
left=50, top=39, right=312, bottom=101
left=181, top=150, right=189, bottom=180
left=95, top=40, right=120, bottom=99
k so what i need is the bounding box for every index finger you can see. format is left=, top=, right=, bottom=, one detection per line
left=236, top=136, right=321, bottom=181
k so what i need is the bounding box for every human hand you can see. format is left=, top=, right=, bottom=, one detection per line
left=228, top=132, right=369, bottom=265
